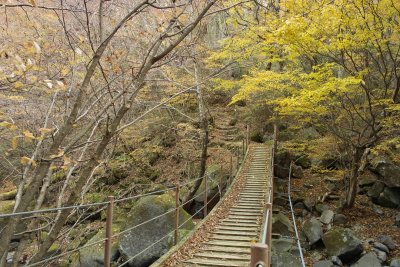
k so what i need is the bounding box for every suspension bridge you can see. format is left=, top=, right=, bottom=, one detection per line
left=0, top=126, right=305, bottom=267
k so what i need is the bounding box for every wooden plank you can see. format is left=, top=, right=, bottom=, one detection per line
left=206, top=240, right=251, bottom=248
left=183, top=258, right=248, bottom=267
left=196, top=252, right=251, bottom=260
left=214, top=230, right=258, bottom=237
left=216, top=226, right=258, bottom=232
left=201, top=245, right=251, bottom=254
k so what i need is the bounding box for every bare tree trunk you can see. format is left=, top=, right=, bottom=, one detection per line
left=393, top=78, right=400, bottom=103
left=184, top=60, right=209, bottom=208
left=99, top=0, right=104, bottom=43
left=29, top=105, right=131, bottom=263
left=0, top=1, right=218, bottom=262
left=0, top=1, right=152, bottom=259
left=345, top=147, right=370, bottom=208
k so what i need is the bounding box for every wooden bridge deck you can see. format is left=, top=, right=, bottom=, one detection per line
left=182, top=145, right=271, bottom=267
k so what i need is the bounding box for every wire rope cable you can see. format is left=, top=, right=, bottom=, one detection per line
left=288, top=162, right=306, bottom=267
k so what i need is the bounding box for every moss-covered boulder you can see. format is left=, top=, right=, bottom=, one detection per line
left=369, top=156, right=400, bottom=187
left=118, top=193, right=194, bottom=267
left=0, top=200, right=15, bottom=229
left=271, top=251, right=302, bottom=267
left=194, top=165, right=225, bottom=202
left=322, top=227, right=363, bottom=263
left=71, top=226, right=120, bottom=267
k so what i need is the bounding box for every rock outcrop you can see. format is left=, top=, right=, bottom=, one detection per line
left=118, top=193, right=194, bottom=267
left=322, top=227, right=363, bottom=263
left=303, top=218, right=323, bottom=246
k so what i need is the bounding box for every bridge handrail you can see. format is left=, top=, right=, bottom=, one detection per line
left=5, top=124, right=250, bottom=267
left=251, top=124, right=277, bottom=267
left=0, top=176, right=207, bottom=219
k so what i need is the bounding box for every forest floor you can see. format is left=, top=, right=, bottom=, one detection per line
left=291, top=169, right=400, bottom=266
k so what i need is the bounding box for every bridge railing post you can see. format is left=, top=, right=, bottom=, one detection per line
left=219, top=164, right=223, bottom=197
left=242, top=139, right=245, bottom=159
left=204, top=175, right=208, bottom=217
left=104, top=196, right=114, bottom=267
left=246, top=124, right=250, bottom=149
left=174, top=183, right=180, bottom=245
left=250, top=243, right=269, bottom=267
left=230, top=155, right=233, bottom=185
left=236, top=147, right=240, bottom=172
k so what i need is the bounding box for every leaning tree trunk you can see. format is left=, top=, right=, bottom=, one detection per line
left=184, top=60, right=208, bottom=209
left=345, top=147, right=370, bottom=208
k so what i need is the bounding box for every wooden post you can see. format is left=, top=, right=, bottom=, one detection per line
left=236, top=147, right=240, bottom=172
left=246, top=124, right=250, bottom=149
left=230, top=155, right=233, bottom=185
left=250, top=243, right=269, bottom=267
left=219, top=165, right=223, bottom=196
left=174, top=184, right=180, bottom=245
left=242, top=139, right=245, bottom=159
left=204, top=175, right=208, bottom=217
left=273, top=124, right=278, bottom=153
left=104, top=196, right=114, bottom=267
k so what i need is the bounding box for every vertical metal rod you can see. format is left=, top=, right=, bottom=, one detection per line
left=219, top=165, right=223, bottom=196
left=273, top=124, right=278, bottom=153
left=104, top=196, right=114, bottom=267
left=236, top=147, right=240, bottom=172
left=204, top=175, right=208, bottom=217
left=246, top=124, right=250, bottom=149
left=230, top=155, right=233, bottom=185
left=242, top=139, right=245, bottom=159
left=250, top=243, right=269, bottom=267
left=174, top=184, right=180, bottom=245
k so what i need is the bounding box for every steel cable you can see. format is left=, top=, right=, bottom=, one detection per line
left=288, top=162, right=306, bottom=267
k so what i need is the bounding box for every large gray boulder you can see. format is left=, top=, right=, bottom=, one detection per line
left=292, top=164, right=304, bottom=178
left=370, top=157, right=400, bottom=187
left=322, top=227, right=363, bottom=263
left=272, top=212, right=293, bottom=236
left=119, top=193, right=194, bottom=267
left=72, top=228, right=119, bottom=267
left=303, top=218, right=323, bottom=245
left=272, top=238, right=296, bottom=252
left=377, top=235, right=396, bottom=250
left=391, top=258, right=400, bottom=267
left=367, top=181, right=385, bottom=198
left=315, top=203, right=329, bottom=214
left=271, top=251, right=302, bottom=267
left=350, top=252, right=381, bottom=267
left=375, top=187, right=400, bottom=208
left=359, top=172, right=378, bottom=187
left=313, top=260, right=335, bottom=267
left=275, top=150, right=292, bottom=179
left=320, top=210, right=335, bottom=225
left=194, top=165, right=225, bottom=203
